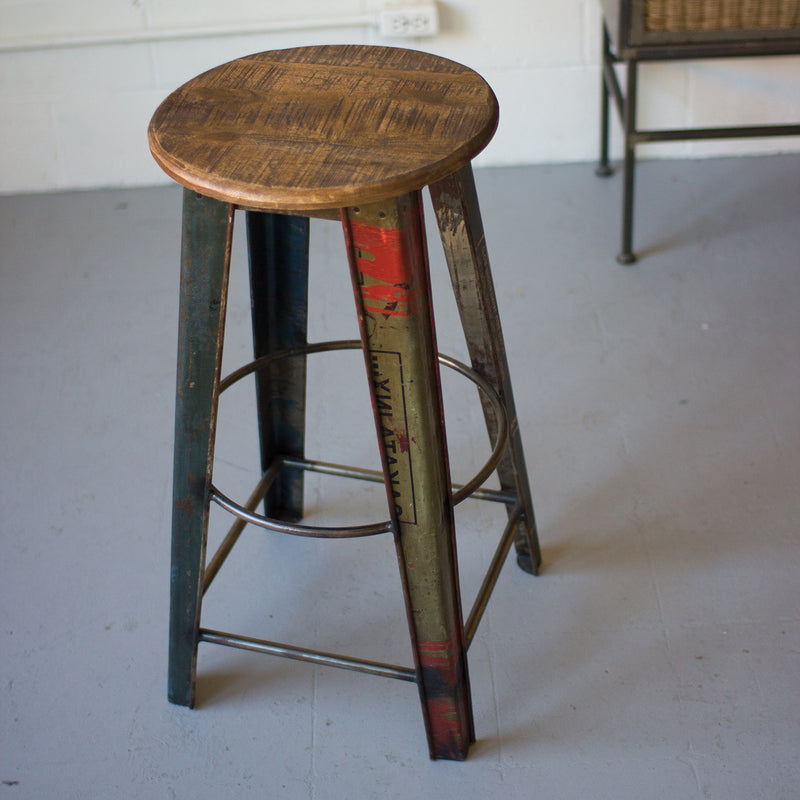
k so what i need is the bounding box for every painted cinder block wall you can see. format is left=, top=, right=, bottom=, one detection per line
left=1, top=0, right=798, bottom=195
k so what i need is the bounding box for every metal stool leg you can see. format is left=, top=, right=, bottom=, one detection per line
left=342, top=193, right=474, bottom=761
left=169, top=190, right=234, bottom=707
left=246, top=212, right=310, bottom=521
left=430, top=165, right=542, bottom=575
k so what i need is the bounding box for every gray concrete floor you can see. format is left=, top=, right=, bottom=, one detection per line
left=1, top=156, right=798, bottom=799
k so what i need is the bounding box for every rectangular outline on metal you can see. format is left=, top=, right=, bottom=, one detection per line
left=368, top=348, right=417, bottom=525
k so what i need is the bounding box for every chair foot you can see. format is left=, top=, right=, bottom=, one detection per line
left=595, top=163, right=614, bottom=178
left=616, top=251, right=637, bottom=265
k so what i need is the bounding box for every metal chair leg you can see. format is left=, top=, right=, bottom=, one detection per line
left=430, top=165, right=542, bottom=575
left=342, top=193, right=474, bottom=761
left=619, top=59, right=638, bottom=264
left=246, top=212, right=310, bottom=521
left=169, top=190, right=233, bottom=707
left=596, top=23, right=614, bottom=178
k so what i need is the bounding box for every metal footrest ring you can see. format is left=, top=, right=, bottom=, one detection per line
left=210, top=339, right=510, bottom=539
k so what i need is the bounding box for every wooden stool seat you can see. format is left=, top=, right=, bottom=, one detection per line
left=149, top=44, right=541, bottom=761
left=148, top=45, right=498, bottom=211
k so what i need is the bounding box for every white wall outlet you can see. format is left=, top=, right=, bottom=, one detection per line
left=378, top=4, right=439, bottom=37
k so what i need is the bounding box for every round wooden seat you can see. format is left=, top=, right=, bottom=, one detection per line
left=148, top=44, right=499, bottom=211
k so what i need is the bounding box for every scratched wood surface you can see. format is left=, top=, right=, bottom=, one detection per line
left=148, top=44, right=499, bottom=211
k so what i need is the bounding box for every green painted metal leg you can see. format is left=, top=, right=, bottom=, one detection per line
left=168, top=190, right=234, bottom=708
left=246, top=212, right=310, bottom=522
left=342, top=193, right=474, bottom=761
left=430, top=165, right=542, bottom=575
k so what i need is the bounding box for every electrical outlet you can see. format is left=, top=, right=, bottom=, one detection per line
left=379, top=4, right=439, bottom=37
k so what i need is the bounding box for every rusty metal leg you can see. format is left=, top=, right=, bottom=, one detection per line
left=246, top=212, right=310, bottom=522
left=342, top=193, right=474, bottom=761
left=168, top=190, right=233, bottom=708
left=430, top=164, right=542, bottom=575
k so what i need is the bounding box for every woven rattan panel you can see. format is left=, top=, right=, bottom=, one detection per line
left=644, top=0, right=800, bottom=32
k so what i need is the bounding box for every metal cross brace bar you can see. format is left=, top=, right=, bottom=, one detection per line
left=199, top=466, right=526, bottom=680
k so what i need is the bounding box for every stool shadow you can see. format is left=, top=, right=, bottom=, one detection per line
left=195, top=663, right=301, bottom=708
left=479, top=417, right=788, bottom=754
left=628, top=161, right=796, bottom=263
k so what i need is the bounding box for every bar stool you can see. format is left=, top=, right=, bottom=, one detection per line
left=148, top=44, right=541, bottom=761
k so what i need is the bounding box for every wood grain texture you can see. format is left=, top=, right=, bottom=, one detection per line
left=148, top=45, right=499, bottom=211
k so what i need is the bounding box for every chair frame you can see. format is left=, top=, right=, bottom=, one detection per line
left=596, top=0, right=800, bottom=262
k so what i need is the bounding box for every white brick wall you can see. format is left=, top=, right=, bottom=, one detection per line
left=0, top=0, right=798, bottom=194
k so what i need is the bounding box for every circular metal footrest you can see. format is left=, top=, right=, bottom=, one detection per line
left=211, top=339, right=509, bottom=539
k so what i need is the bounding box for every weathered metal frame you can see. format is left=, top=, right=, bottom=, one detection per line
left=341, top=191, right=475, bottom=759
left=596, top=6, right=800, bottom=263
left=168, top=190, right=233, bottom=708
left=430, top=164, right=542, bottom=575
left=169, top=175, right=541, bottom=760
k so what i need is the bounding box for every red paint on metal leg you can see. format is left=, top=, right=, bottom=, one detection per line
left=418, top=639, right=471, bottom=760
left=348, top=219, right=421, bottom=317
left=344, top=195, right=474, bottom=760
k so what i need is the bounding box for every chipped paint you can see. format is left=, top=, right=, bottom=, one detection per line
left=347, top=218, right=421, bottom=317
left=418, top=639, right=472, bottom=760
